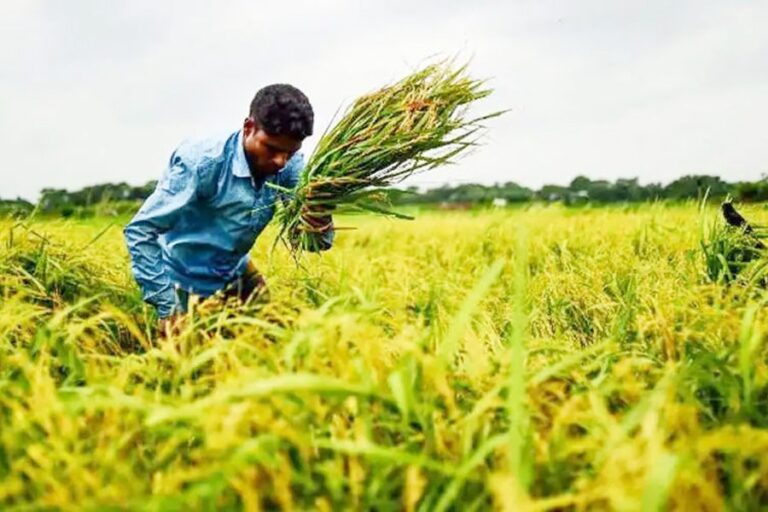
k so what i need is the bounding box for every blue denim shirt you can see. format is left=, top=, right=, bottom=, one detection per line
left=124, top=130, right=333, bottom=318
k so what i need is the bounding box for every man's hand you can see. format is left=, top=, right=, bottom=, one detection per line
left=300, top=187, right=335, bottom=233
left=300, top=204, right=333, bottom=233
left=290, top=205, right=334, bottom=252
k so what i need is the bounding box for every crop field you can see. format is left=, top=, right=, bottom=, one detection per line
left=1, top=204, right=768, bottom=510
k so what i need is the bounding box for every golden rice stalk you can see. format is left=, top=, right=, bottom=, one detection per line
left=275, top=60, right=503, bottom=252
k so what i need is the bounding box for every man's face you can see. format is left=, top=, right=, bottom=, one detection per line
left=242, top=117, right=303, bottom=178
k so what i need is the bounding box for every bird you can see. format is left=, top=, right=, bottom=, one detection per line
left=722, top=201, right=752, bottom=232
left=721, top=200, right=765, bottom=248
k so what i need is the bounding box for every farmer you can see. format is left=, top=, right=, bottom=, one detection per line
left=124, top=84, right=333, bottom=333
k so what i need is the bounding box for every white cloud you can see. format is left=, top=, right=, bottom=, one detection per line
left=1, top=0, right=767, bottom=200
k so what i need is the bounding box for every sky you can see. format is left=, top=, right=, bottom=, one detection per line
left=1, top=0, right=767, bottom=201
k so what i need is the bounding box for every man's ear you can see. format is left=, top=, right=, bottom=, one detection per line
left=243, top=117, right=256, bottom=134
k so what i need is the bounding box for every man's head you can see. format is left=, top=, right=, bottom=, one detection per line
left=243, top=84, right=314, bottom=178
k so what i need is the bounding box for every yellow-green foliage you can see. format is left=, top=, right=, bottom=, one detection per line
left=1, top=204, right=768, bottom=510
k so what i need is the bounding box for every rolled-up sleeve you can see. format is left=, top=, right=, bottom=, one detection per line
left=278, top=154, right=335, bottom=252
left=123, top=163, right=199, bottom=317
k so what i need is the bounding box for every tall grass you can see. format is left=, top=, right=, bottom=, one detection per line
left=1, top=205, right=768, bottom=510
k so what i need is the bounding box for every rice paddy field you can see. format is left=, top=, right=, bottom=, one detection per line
left=1, top=203, right=768, bottom=511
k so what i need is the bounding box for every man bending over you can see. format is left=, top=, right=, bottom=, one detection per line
left=124, top=84, right=333, bottom=332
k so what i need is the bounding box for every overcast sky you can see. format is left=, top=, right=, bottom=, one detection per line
left=2, top=0, right=767, bottom=200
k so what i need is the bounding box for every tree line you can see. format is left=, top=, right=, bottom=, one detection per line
left=0, top=181, right=157, bottom=218
left=2, top=174, right=768, bottom=218
left=392, top=174, right=764, bottom=206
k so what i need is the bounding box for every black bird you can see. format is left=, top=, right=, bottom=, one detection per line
left=721, top=200, right=765, bottom=248
left=722, top=201, right=753, bottom=232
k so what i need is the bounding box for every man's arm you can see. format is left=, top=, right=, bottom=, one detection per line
left=123, top=162, right=200, bottom=318
left=277, top=154, right=335, bottom=251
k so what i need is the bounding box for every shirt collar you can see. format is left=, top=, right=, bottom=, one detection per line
left=231, top=130, right=252, bottom=179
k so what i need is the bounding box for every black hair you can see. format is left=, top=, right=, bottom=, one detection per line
left=249, top=84, right=314, bottom=139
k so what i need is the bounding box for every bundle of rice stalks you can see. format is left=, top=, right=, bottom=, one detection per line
left=275, top=60, right=502, bottom=251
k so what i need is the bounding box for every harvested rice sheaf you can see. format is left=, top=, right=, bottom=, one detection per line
left=275, top=61, right=503, bottom=251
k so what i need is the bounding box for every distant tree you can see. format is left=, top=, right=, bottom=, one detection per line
left=538, top=184, right=569, bottom=202
left=0, top=197, right=34, bottom=217
left=39, top=189, right=72, bottom=212
left=734, top=177, right=768, bottom=202
left=663, top=175, right=730, bottom=200
left=569, top=175, right=593, bottom=191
